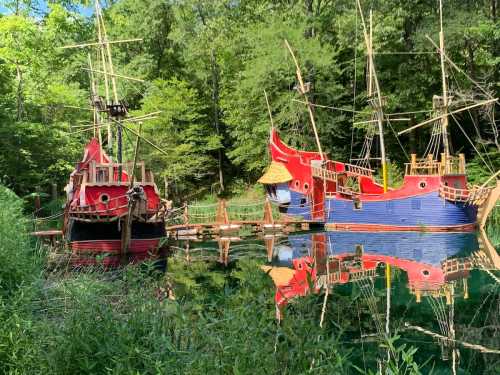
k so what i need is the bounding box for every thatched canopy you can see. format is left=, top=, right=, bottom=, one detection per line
left=258, top=161, right=292, bottom=184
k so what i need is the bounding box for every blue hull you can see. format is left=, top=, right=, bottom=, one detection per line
left=284, top=190, right=477, bottom=229
left=276, top=231, right=478, bottom=267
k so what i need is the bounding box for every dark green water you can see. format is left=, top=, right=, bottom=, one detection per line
left=172, top=230, right=500, bottom=374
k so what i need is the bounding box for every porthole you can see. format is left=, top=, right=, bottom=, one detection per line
left=304, top=182, right=309, bottom=191
left=419, top=181, right=427, bottom=189
left=422, top=269, right=430, bottom=276
left=294, top=180, right=300, bottom=188
left=353, top=198, right=362, bottom=210
left=100, top=193, right=110, bottom=204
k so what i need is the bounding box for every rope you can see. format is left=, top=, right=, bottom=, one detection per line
left=404, top=323, right=500, bottom=354
left=34, top=212, right=64, bottom=221
left=450, top=112, right=494, bottom=174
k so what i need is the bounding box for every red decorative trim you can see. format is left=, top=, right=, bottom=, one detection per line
left=71, top=238, right=162, bottom=254
left=324, top=223, right=477, bottom=232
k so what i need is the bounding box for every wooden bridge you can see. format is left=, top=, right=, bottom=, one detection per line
left=165, top=199, right=321, bottom=238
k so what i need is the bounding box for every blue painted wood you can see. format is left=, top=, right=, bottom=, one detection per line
left=278, top=189, right=477, bottom=227
left=276, top=231, right=478, bottom=267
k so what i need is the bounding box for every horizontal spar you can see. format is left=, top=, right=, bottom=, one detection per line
left=60, top=38, right=143, bottom=49
left=398, top=98, right=499, bottom=135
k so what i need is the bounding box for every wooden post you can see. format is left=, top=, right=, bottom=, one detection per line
left=440, top=152, right=446, bottom=175
left=218, top=239, right=230, bottom=266
left=411, top=154, right=417, bottom=175
left=263, top=198, right=274, bottom=225
left=264, top=236, right=275, bottom=262
left=458, top=153, right=465, bottom=174
left=183, top=202, right=189, bottom=225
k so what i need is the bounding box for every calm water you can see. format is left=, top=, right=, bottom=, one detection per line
left=171, top=230, right=500, bottom=373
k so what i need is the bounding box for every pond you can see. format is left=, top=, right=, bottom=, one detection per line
left=170, top=229, right=499, bottom=373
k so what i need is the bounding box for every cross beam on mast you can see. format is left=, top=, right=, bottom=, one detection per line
left=59, top=38, right=143, bottom=49
left=397, top=99, right=498, bottom=136
left=82, top=68, right=146, bottom=83
left=284, top=39, right=324, bottom=161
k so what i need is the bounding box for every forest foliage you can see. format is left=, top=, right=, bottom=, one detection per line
left=0, top=0, right=499, bottom=200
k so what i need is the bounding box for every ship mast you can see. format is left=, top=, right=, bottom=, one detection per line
left=438, top=0, right=451, bottom=166
left=94, top=1, right=126, bottom=178
left=356, top=1, right=388, bottom=192
left=285, top=39, right=325, bottom=161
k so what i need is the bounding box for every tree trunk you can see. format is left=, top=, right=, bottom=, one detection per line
left=16, top=64, right=24, bottom=121
left=210, top=49, right=224, bottom=193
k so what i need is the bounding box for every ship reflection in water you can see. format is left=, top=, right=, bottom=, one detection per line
left=264, top=229, right=499, bottom=369
left=266, top=231, right=480, bottom=312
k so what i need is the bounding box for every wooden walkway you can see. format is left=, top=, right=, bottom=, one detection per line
left=166, top=199, right=322, bottom=238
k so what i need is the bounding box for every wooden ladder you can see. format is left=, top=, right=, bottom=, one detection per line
left=478, top=180, right=500, bottom=229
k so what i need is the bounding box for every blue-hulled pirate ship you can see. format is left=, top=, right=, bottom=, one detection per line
left=259, top=1, right=499, bottom=232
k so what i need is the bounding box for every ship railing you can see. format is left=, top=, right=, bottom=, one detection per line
left=441, top=257, right=473, bottom=275
left=465, top=185, right=492, bottom=206
left=87, top=160, right=155, bottom=186
left=337, top=185, right=360, bottom=196
left=406, top=153, right=466, bottom=176
left=311, top=165, right=337, bottom=182
left=344, top=163, right=373, bottom=177
left=439, top=183, right=469, bottom=202
left=439, top=183, right=492, bottom=205
left=349, top=268, right=376, bottom=281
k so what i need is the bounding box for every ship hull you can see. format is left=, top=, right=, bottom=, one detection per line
left=277, top=189, right=477, bottom=232
left=68, top=220, right=165, bottom=254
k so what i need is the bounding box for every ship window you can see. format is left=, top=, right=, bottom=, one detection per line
left=294, top=180, right=300, bottom=188
left=419, top=181, right=427, bottom=189
left=355, top=244, right=364, bottom=256
left=304, top=183, right=309, bottom=191
left=100, top=193, right=110, bottom=204
left=300, top=198, right=307, bottom=207
left=411, top=199, right=421, bottom=210
left=422, top=269, right=430, bottom=276
left=266, top=184, right=277, bottom=198
left=297, top=263, right=303, bottom=270
left=353, top=198, right=362, bottom=210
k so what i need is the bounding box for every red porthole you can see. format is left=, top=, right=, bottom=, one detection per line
left=304, top=183, right=309, bottom=191
left=419, top=181, right=427, bottom=189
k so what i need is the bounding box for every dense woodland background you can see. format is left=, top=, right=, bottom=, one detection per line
left=0, top=0, right=499, bottom=202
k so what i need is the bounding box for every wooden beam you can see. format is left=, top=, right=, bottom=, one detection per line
left=59, top=38, right=143, bottom=49
left=82, top=68, right=145, bottom=83
left=398, top=99, right=499, bottom=135
left=284, top=39, right=324, bottom=160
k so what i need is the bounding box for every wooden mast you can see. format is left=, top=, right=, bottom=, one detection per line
left=356, top=1, right=388, bottom=192
left=284, top=39, right=324, bottom=161
left=95, top=1, right=125, bottom=178
left=94, top=1, right=112, bottom=153
left=438, top=0, right=450, bottom=170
